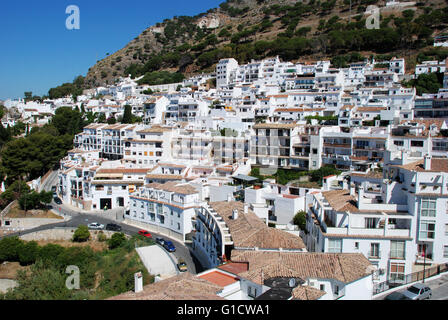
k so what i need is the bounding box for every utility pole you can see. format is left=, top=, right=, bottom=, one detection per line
left=422, top=243, right=427, bottom=283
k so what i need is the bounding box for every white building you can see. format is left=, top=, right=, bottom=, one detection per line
left=127, top=181, right=200, bottom=242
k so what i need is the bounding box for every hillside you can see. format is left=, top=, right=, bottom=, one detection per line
left=74, top=0, right=448, bottom=90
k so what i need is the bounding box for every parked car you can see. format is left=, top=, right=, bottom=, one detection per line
left=51, top=186, right=57, bottom=192
left=402, top=283, right=432, bottom=300
left=88, top=222, right=105, bottom=230
left=177, top=259, right=187, bottom=272
left=156, top=237, right=165, bottom=246
left=105, top=223, right=122, bottom=231
left=384, top=291, right=412, bottom=300
left=138, top=230, right=152, bottom=238
left=53, top=197, right=62, bottom=205
left=163, top=240, right=176, bottom=252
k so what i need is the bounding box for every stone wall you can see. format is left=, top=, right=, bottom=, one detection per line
left=20, top=228, right=117, bottom=241
left=0, top=217, right=66, bottom=232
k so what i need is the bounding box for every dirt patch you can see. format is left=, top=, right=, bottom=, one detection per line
left=35, top=239, right=108, bottom=252
left=6, top=202, right=63, bottom=219
left=0, top=262, right=28, bottom=280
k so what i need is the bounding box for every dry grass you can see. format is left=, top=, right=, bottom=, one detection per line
left=6, top=202, right=63, bottom=219
left=35, top=239, right=108, bottom=252
left=0, top=262, right=28, bottom=280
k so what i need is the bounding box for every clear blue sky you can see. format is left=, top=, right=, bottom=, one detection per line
left=0, top=0, right=225, bottom=100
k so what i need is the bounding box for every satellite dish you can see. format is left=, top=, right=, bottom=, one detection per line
left=289, top=278, right=296, bottom=288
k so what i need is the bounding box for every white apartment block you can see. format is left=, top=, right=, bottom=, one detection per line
left=305, top=153, right=448, bottom=288
left=127, top=181, right=200, bottom=242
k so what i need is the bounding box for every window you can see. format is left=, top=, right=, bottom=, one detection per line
left=334, top=285, right=339, bottom=295
left=411, top=140, right=424, bottom=147
left=320, top=284, right=325, bottom=291
left=390, top=241, right=405, bottom=259
left=394, top=140, right=404, bottom=146
left=390, top=263, right=405, bottom=282
left=365, top=218, right=377, bottom=229
left=369, top=243, right=380, bottom=258
left=354, top=242, right=359, bottom=249
left=328, top=239, right=342, bottom=253
left=445, top=224, right=448, bottom=236
left=248, top=286, right=258, bottom=298
left=444, top=246, right=448, bottom=258
left=421, top=199, right=436, bottom=217
left=419, top=221, right=435, bottom=239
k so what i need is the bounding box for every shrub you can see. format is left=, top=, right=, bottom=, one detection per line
left=0, top=237, right=24, bottom=263
left=293, top=211, right=307, bottom=230
left=37, top=243, right=65, bottom=265
left=108, top=233, right=126, bottom=250
left=18, top=241, right=39, bottom=266
left=72, top=225, right=91, bottom=243
left=98, top=231, right=108, bottom=242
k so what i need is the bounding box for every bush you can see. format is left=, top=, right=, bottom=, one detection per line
left=37, top=243, right=65, bottom=265
left=98, top=231, right=108, bottom=242
left=293, top=211, right=307, bottom=230
left=18, top=241, right=39, bottom=266
left=0, top=237, right=24, bottom=263
left=310, top=165, right=341, bottom=183
left=108, top=233, right=126, bottom=250
left=72, top=225, right=91, bottom=243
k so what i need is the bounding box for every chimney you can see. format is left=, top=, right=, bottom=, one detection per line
left=350, top=183, right=356, bottom=196
left=232, top=209, right=239, bottom=220
left=134, top=272, right=143, bottom=293
left=342, top=179, right=348, bottom=190
left=424, top=154, right=432, bottom=171
left=358, top=185, right=365, bottom=207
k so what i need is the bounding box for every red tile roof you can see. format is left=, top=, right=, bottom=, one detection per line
left=199, top=271, right=239, bottom=287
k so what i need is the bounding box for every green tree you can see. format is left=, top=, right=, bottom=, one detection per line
left=72, top=225, right=91, bottom=242
left=122, top=105, right=134, bottom=124
left=51, top=107, right=85, bottom=136
left=2, top=261, right=73, bottom=300
left=18, top=241, right=39, bottom=266
left=293, top=211, right=307, bottom=230
left=37, top=243, right=65, bottom=265
left=39, top=190, right=53, bottom=210
left=107, top=116, right=117, bottom=124
left=108, top=232, right=127, bottom=249
left=24, top=92, right=33, bottom=102
left=0, top=237, right=24, bottom=263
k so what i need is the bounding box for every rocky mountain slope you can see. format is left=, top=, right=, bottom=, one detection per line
left=83, top=0, right=448, bottom=88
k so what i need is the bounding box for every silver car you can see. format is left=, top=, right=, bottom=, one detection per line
left=402, top=283, right=432, bottom=300
left=87, top=222, right=105, bottom=230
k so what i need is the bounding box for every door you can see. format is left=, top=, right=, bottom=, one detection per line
left=100, top=198, right=112, bottom=210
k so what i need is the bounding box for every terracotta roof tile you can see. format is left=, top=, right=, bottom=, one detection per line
left=230, top=250, right=372, bottom=285
left=210, top=202, right=305, bottom=250
left=108, top=272, right=223, bottom=300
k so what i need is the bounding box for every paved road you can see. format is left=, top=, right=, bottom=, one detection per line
left=378, top=273, right=448, bottom=300
left=427, top=274, right=448, bottom=300
left=1, top=198, right=204, bottom=275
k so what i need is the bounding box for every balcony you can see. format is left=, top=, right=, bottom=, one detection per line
left=368, top=252, right=381, bottom=260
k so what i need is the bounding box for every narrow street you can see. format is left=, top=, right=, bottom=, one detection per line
left=427, top=274, right=448, bottom=300
left=1, top=171, right=204, bottom=275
